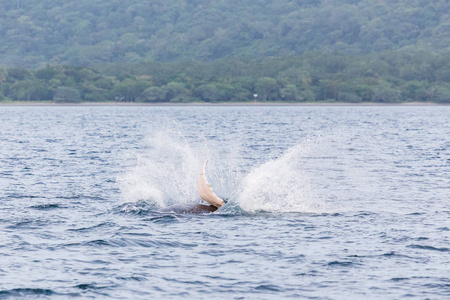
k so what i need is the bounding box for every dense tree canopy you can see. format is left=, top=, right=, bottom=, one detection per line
left=0, top=0, right=449, bottom=67
left=0, top=0, right=449, bottom=103
left=1, top=51, right=449, bottom=103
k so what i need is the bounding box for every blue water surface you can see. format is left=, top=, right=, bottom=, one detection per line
left=0, top=105, right=449, bottom=299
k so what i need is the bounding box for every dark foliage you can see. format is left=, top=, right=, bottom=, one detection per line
left=0, top=0, right=449, bottom=67
left=0, top=1, right=449, bottom=103
left=1, top=51, right=449, bottom=103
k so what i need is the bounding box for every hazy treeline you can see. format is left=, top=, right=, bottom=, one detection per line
left=1, top=0, right=449, bottom=103
left=2, top=50, right=449, bottom=103
left=1, top=0, right=449, bottom=67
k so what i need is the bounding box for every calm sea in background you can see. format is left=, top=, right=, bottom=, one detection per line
left=0, top=105, right=449, bottom=299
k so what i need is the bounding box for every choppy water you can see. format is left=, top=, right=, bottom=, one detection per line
left=0, top=105, right=449, bottom=299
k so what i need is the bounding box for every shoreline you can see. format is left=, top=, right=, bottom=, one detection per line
left=0, top=101, right=447, bottom=107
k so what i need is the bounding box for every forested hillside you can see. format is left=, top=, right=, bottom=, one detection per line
left=2, top=52, right=449, bottom=103
left=1, top=0, right=449, bottom=103
left=1, top=0, right=449, bottom=66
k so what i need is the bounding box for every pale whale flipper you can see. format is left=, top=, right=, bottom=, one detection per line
left=197, top=160, right=225, bottom=208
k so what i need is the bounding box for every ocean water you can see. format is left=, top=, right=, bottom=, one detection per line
left=0, top=105, right=448, bottom=299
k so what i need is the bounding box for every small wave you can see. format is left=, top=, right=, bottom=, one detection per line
left=72, top=283, right=115, bottom=297
left=75, top=283, right=109, bottom=290
left=143, top=215, right=180, bottom=224
left=422, top=283, right=450, bottom=293
left=407, top=244, right=450, bottom=252
left=347, top=252, right=415, bottom=260
left=67, top=237, right=198, bottom=249
left=6, top=194, right=44, bottom=200
left=390, top=277, right=410, bottom=282
left=6, top=218, right=48, bottom=230
left=57, top=195, right=105, bottom=201
left=85, top=239, right=111, bottom=247
left=30, top=203, right=65, bottom=210
left=294, top=270, right=320, bottom=277
left=66, top=222, right=116, bottom=232
left=327, top=261, right=355, bottom=267
left=114, top=200, right=159, bottom=215
left=354, top=211, right=378, bottom=217
left=162, top=277, right=207, bottom=286
left=0, top=288, right=55, bottom=297
left=45, top=138, right=62, bottom=143
left=406, top=212, right=426, bottom=216
left=116, top=276, right=147, bottom=282
left=255, top=284, right=282, bottom=292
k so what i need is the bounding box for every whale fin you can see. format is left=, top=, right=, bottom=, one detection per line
left=197, top=160, right=224, bottom=208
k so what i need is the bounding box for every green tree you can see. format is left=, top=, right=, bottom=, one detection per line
left=163, top=82, right=190, bottom=102
left=54, top=86, right=82, bottom=102
left=401, top=81, right=428, bottom=102
left=1, top=0, right=450, bottom=67
left=8, top=80, right=32, bottom=100
left=298, top=89, right=316, bottom=102
left=6, top=68, right=30, bottom=82
left=373, top=84, right=402, bottom=103
left=84, top=87, right=110, bottom=102
left=338, top=91, right=362, bottom=103
left=35, top=67, right=58, bottom=82
left=196, top=82, right=234, bottom=102
left=112, top=78, right=149, bottom=102
left=255, top=77, right=278, bottom=101
left=140, top=86, right=166, bottom=102
left=317, top=79, right=340, bottom=101
left=431, top=86, right=450, bottom=103
left=280, top=84, right=299, bottom=101
left=0, top=69, right=7, bottom=85
left=28, top=81, right=53, bottom=100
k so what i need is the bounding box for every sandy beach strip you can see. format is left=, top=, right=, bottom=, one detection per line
left=0, top=101, right=446, bottom=107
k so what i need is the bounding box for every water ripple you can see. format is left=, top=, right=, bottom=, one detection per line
left=66, top=237, right=198, bottom=249
left=1, top=106, right=449, bottom=299
left=67, top=222, right=117, bottom=232
left=29, top=203, right=66, bottom=210
left=0, top=288, right=55, bottom=297
left=407, top=244, right=450, bottom=252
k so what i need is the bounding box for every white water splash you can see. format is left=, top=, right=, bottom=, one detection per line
left=237, top=144, right=324, bottom=213
left=119, top=131, right=324, bottom=213
left=118, top=131, right=202, bottom=207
